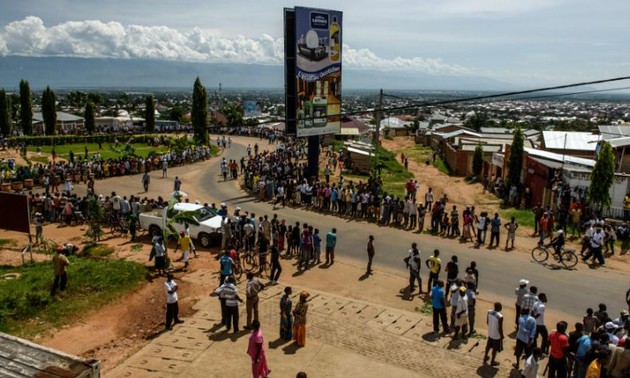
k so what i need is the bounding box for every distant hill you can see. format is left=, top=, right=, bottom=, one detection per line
left=0, top=56, right=513, bottom=92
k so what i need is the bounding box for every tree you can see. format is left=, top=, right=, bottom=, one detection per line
left=464, top=112, right=489, bottom=132
left=0, top=89, right=10, bottom=136
left=506, top=127, right=525, bottom=189
left=588, top=141, right=615, bottom=210
left=19, top=79, right=32, bottom=135
left=220, top=102, right=244, bottom=128
left=42, top=86, right=57, bottom=136
left=191, top=77, right=208, bottom=144
left=472, top=145, right=483, bottom=180
left=84, top=101, right=96, bottom=134
left=145, top=94, right=155, bottom=133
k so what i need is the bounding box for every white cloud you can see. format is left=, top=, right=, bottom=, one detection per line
left=0, top=17, right=472, bottom=76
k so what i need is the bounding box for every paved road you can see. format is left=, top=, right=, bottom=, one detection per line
left=191, top=136, right=624, bottom=321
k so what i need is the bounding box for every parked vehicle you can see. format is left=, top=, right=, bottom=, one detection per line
left=138, top=202, right=222, bottom=248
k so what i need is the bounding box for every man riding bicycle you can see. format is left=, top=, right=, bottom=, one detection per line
left=549, top=229, right=565, bottom=259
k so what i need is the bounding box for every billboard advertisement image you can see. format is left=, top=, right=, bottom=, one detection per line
left=294, top=7, right=342, bottom=137
left=243, top=101, right=262, bottom=118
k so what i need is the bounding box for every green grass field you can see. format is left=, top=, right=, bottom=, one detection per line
left=0, top=258, right=147, bottom=337
left=28, top=143, right=170, bottom=161
left=500, top=208, right=536, bottom=229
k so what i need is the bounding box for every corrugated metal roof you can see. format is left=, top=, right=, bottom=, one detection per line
left=437, top=130, right=482, bottom=139
left=606, top=137, right=630, bottom=149
left=599, top=125, right=630, bottom=140
left=525, top=147, right=595, bottom=168
left=33, top=111, right=83, bottom=122
left=542, top=131, right=599, bottom=151
left=461, top=144, right=502, bottom=152
left=347, top=147, right=374, bottom=157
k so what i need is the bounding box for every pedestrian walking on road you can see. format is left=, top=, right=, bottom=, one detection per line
left=404, top=242, right=422, bottom=295
left=426, top=249, right=441, bottom=292
left=245, top=272, right=265, bottom=329
left=280, top=287, right=293, bottom=340
left=269, top=244, right=282, bottom=284
left=51, top=246, right=70, bottom=296
left=325, top=228, right=337, bottom=265
left=366, top=235, right=375, bottom=275
left=431, top=280, right=449, bottom=334
left=484, top=302, right=504, bottom=367
left=164, top=273, right=184, bottom=331
left=293, top=291, right=310, bottom=347
left=247, top=320, right=270, bottom=378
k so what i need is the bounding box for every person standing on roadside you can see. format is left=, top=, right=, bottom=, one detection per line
left=484, top=302, right=504, bottom=367
left=452, top=286, right=469, bottom=339
left=515, top=279, right=530, bottom=326
left=426, top=249, right=441, bottom=293
left=247, top=320, right=270, bottom=378
left=425, top=188, right=434, bottom=215
left=445, top=255, right=459, bottom=297
left=513, top=308, right=537, bottom=370
left=245, top=272, right=265, bottom=330
left=366, top=235, right=375, bottom=275
left=404, top=242, right=422, bottom=295
left=51, top=246, right=70, bottom=296
left=533, top=293, right=549, bottom=355
left=164, top=273, right=184, bottom=330
left=325, top=228, right=337, bottom=265
left=582, top=226, right=606, bottom=267
left=504, top=216, right=518, bottom=250
left=432, top=280, right=449, bottom=334
left=547, top=321, right=570, bottom=378
left=489, top=212, right=502, bottom=248
left=269, top=243, right=282, bottom=285
left=215, top=276, right=243, bottom=333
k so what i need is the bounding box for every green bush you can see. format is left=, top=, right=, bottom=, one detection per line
left=0, top=258, right=146, bottom=336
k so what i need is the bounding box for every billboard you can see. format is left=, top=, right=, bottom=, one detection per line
left=292, top=7, right=342, bottom=137
left=243, top=101, right=262, bottom=118
left=0, top=192, right=30, bottom=234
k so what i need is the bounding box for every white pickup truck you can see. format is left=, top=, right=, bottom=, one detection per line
left=138, top=202, right=223, bottom=248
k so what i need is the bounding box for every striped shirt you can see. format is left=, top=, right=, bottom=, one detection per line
left=215, top=283, right=239, bottom=307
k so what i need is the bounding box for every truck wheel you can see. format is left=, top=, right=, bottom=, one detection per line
left=148, top=225, right=161, bottom=238
left=199, top=233, right=211, bottom=248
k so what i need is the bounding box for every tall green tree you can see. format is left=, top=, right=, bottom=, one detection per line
left=506, top=127, right=525, bottom=189
left=588, top=141, right=615, bottom=210
left=220, top=102, right=243, bottom=128
left=145, top=94, right=155, bottom=133
left=84, top=101, right=96, bottom=134
left=42, top=86, right=57, bottom=136
left=464, top=112, right=489, bottom=132
left=472, top=145, right=483, bottom=179
left=191, top=77, right=208, bottom=144
left=19, top=79, right=33, bottom=135
left=0, top=89, right=10, bottom=136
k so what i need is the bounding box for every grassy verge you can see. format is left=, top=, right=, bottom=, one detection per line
left=81, top=243, right=115, bottom=257
left=432, top=156, right=453, bottom=175
left=28, top=143, right=169, bottom=161
left=0, top=258, right=147, bottom=337
left=0, top=238, right=18, bottom=248
left=500, top=208, right=535, bottom=229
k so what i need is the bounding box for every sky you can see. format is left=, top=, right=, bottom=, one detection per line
left=0, top=0, right=629, bottom=88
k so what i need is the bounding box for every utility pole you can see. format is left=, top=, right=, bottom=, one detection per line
left=371, top=88, right=383, bottom=174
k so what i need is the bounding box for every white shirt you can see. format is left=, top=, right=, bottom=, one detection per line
left=456, top=294, right=469, bottom=315
left=164, top=280, right=178, bottom=304
left=590, top=231, right=604, bottom=248
left=533, top=302, right=545, bottom=326
left=521, top=355, right=539, bottom=378
left=407, top=249, right=420, bottom=271
left=487, top=310, right=503, bottom=340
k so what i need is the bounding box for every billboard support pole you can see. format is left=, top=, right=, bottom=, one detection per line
left=308, top=135, right=320, bottom=179
left=371, top=88, right=383, bottom=174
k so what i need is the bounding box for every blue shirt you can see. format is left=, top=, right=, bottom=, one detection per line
left=313, top=234, right=321, bottom=248
left=575, top=335, right=592, bottom=358
left=516, top=315, right=537, bottom=343
left=220, top=255, right=233, bottom=275
left=431, top=286, right=445, bottom=309
left=326, top=232, right=336, bottom=248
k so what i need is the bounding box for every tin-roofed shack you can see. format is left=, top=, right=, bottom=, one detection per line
left=0, top=332, right=100, bottom=377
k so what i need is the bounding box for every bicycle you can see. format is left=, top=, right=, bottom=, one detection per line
left=531, top=244, right=578, bottom=269
left=242, top=248, right=270, bottom=278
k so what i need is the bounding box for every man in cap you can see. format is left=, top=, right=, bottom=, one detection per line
left=452, top=286, right=469, bottom=339
left=51, top=245, right=70, bottom=296
left=613, top=309, right=629, bottom=328
left=515, top=279, right=529, bottom=327
left=605, top=322, right=620, bottom=345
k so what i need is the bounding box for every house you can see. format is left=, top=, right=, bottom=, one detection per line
left=540, top=131, right=599, bottom=158
left=32, top=111, right=84, bottom=135
left=338, top=115, right=371, bottom=137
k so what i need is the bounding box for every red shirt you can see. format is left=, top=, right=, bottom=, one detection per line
left=548, top=331, right=569, bottom=359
